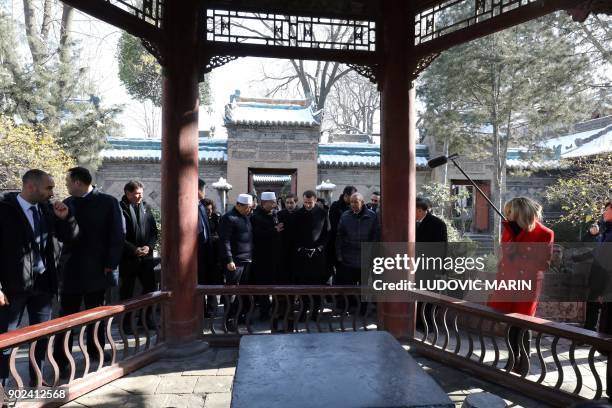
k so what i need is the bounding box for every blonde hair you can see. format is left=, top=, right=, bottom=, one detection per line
left=505, top=197, right=542, bottom=232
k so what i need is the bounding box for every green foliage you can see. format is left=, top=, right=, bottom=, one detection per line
left=418, top=13, right=595, bottom=160
left=549, top=220, right=582, bottom=243
left=418, top=12, right=599, bottom=241
left=418, top=182, right=468, bottom=242
left=150, top=207, right=162, bottom=254
left=545, top=154, right=612, bottom=225
left=0, top=115, right=76, bottom=198
left=0, top=7, right=122, bottom=168
left=58, top=105, right=122, bottom=167
left=117, top=33, right=163, bottom=106
left=117, top=32, right=211, bottom=106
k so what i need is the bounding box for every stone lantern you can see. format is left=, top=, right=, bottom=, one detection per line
left=212, top=177, right=233, bottom=213
left=316, top=179, right=336, bottom=205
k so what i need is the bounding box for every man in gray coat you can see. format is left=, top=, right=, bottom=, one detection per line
left=335, top=192, right=379, bottom=286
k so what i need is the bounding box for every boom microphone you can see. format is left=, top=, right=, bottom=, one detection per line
left=427, top=154, right=458, bottom=169
left=426, top=153, right=506, bottom=221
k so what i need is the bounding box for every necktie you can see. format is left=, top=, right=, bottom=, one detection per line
left=29, top=206, right=45, bottom=273
left=30, top=205, right=41, bottom=238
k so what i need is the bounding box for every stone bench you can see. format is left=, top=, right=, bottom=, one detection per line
left=231, top=331, right=453, bottom=408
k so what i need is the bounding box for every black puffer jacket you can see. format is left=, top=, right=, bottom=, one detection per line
left=218, top=207, right=253, bottom=264
left=0, top=192, right=78, bottom=295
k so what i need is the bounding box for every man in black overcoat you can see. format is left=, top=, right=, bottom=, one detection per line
left=288, top=190, right=331, bottom=321
left=119, top=180, right=159, bottom=328
left=251, top=191, right=283, bottom=320
left=290, top=190, right=331, bottom=285
left=55, top=167, right=124, bottom=375
left=415, top=196, right=448, bottom=330
left=198, top=179, right=223, bottom=317
left=0, top=169, right=77, bottom=387
left=328, top=186, right=357, bottom=278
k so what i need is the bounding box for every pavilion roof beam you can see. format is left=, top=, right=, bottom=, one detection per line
left=201, top=41, right=378, bottom=66
left=414, top=0, right=584, bottom=58
left=59, top=0, right=162, bottom=43
left=203, top=0, right=379, bottom=20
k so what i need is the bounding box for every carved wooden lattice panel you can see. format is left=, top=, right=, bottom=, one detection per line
left=205, top=9, right=376, bottom=51
left=107, top=0, right=164, bottom=28
left=414, top=0, right=538, bottom=45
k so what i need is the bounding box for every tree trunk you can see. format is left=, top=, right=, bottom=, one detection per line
left=40, top=0, right=53, bottom=44
left=22, top=0, right=44, bottom=66
left=59, top=5, right=74, bottom=66
left=56, top=5, right=74, bottom=109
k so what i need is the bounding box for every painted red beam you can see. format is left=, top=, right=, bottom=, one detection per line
left=414, top=0, right=584, bottom=58
left=59, top=0, right=162, bottom=43
left=201, top=41, right=377, bottom=67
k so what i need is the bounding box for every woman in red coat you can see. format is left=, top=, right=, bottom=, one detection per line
left=488, top=197, right=554, bottom=374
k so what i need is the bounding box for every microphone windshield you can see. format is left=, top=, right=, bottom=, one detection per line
left=427, top=155, right=449, bottom=168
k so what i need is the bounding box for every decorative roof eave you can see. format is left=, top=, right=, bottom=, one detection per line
left=317, top=162, right=431, bottom=169
left=225, top=120, right=319, bottom=127
left=102, top=157, right=228, bottom=164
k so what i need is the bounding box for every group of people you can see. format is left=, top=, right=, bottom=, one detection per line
left=196, top=184, right=383, bottom=327
left=2, top=165, right=611, bottom=383
left=0, top=167, right=158, bottom=385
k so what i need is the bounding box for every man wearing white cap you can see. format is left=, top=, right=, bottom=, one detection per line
left=218, top=193, right=254, bottom=329
left=251, top=192, right=284, bottom=321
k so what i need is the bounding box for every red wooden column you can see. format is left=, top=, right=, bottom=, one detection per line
left=160, top=0, right=201, bottom=344
left=379, top=0, right=418, bottom=339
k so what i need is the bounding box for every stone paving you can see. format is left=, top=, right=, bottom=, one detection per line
left=62, top=342, right=556, bottom=408
left=63, top=347, right=237, bottom=408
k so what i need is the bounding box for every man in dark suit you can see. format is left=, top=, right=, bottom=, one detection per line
left=119, top=180, right=159, bottom=329
left=328, top=186, right=357, bottom=280
left=415, top=197, right=448, bottom=243
left=0, top=169, right=78, bottom=387
left=251, top=191, right=284, bottom=320
left=55, top=167, right=124, bottom=375
left=289, top=190, right=331, bottom=321
left=198, top=179, right=221, bottom=317
left=415, top=196, right=448, bottom=330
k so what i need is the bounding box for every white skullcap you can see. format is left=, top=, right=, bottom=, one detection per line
left=261, top=191, right=276, bottom=201
left=237, top=194, right=253, bottom=205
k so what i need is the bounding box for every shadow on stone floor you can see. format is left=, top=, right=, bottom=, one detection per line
left=65, top=346, right=236, bottom=408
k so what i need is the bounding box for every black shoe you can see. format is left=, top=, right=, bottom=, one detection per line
left=225, top=318, right=238, bottom=332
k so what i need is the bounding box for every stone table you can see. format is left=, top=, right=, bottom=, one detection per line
left=231, top=331, right=453, bottom=408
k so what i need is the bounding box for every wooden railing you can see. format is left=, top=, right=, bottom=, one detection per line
left=411, top=290, right=612, bottom=407
left=0, top=291, right=171, bottom=407
left=197, top=285, right=379, bottom=346
left=199, top=284, right=612, bottom=406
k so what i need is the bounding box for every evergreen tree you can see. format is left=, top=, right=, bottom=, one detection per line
left=117, top=32, right=211, bottom=108
left=418, top=13, right=597, bottom=239
left=0, top=3, right=121, bottom=167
